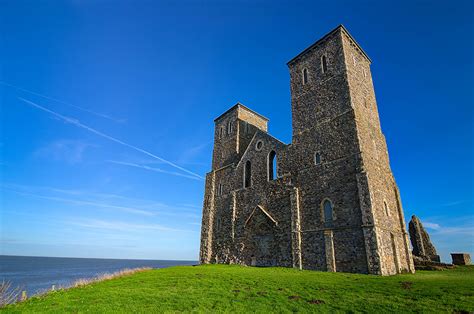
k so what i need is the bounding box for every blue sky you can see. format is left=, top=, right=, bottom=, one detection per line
left=0, top=0, right=472, bottom=262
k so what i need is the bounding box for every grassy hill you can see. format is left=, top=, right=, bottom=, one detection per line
left=3, top=265, right=473, bottom=313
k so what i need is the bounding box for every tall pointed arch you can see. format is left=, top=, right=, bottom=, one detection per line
left=268, top=150, right=277, bottom=181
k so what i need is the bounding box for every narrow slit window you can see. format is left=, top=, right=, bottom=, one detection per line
left=219, top=127, right=224, bottom=139
left=302, top=68, right=308, bottom=85
left=315, top=152, right=321, bottom=165
left=244, top=160, right=252, bottom=188
left=216, top=217, right=221, bottom=231
left=268, top=151, right=277, bottom=181
left=321, top=55, right=328, bottom=73
left=227, top=121, right=233, bottom=135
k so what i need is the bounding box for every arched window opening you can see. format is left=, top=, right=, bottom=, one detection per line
left=219, top=127, right=224, bottom=139
left=244, top=160, right=252, bottom=188
left=268, top=151, right=277, bottom=181
left=384, top=201, right=390, bottom=216
left=314, top=152, right=321, bottom=165
left=323, top=199, right=333, bottom=224
left=227, top=121, right=233, bottom=135
left=216, top=183, right=223, bottom=196
left=321, top=55, right=328, bottom=73
left=302, top=68, right=308, bottom=85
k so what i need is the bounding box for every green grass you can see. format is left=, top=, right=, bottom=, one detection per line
left=3, top=265, right=474, bottom=313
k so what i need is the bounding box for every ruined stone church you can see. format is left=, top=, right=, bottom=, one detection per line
left=199, top=25, right=415, bottom=275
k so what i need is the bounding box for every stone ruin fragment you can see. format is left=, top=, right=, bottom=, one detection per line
left=408, top=215, right=440, bottom=263
left=451, top=253, right=471, bottom=265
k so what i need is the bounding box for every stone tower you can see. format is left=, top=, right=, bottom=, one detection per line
left=200, top=25, right=414, bottom=275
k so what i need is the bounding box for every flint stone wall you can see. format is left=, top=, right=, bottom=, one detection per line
left=199, top=25, right=414, bottom=275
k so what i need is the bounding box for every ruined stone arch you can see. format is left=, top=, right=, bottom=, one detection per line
left=243, top=205, right=278, bottom=267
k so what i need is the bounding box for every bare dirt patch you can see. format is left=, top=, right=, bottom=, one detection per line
left=400, top=281, right=413, bottom=290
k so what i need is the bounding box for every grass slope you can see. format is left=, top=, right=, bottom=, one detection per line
left=3, top=265, right=474, bottom=313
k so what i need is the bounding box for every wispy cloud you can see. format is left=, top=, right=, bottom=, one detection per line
left=34, top=139, right=96, bottom=164
left=1, top=81, right=125, bottom=123
left=438, top=200, right=465, bottom=207
left=106, top=160, right=202, bottom=180
left=423, top=222, right=441, bottom=230
left=8, top=189, right=156, bottom=216
left=419, top=217, right=474, bottom=236
left=18, top=97, right=204, bottom=180
left=70, top=219, right=186, bottom=233
left=177, top=140, right=212, bottom=165
left=1, top=183, right=201, bottom=218
left=432, top=225, right=474, bottom=236
left=179, top=203, right=201, bottom=209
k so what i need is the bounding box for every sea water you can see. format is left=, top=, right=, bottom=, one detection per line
left=0, top=255, right=196, bottom=295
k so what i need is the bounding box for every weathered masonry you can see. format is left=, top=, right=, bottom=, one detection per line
left=199, top=25, right=415, bottom=275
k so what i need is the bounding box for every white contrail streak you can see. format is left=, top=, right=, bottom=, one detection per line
left=1, top=81, right=124, bottom=122
left=4, top=188, right=155, bottom=216
left=107, top=160, right=202, bottom=181
left=18, top=97, right=204, bottom=180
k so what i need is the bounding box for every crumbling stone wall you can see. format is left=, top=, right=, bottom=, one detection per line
left=199, top=25, right=414, bottom=275
left=409, top=215, right=440, bottom=262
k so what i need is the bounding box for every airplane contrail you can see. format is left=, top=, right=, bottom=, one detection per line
left=106, top=160, right=202, bottom=181
left=1, top=81, right=124, bottom=123
left=18, top=97, right=204, bottom=180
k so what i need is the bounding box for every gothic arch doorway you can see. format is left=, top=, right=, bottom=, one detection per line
left=244, top=206, right=278, bottom=267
